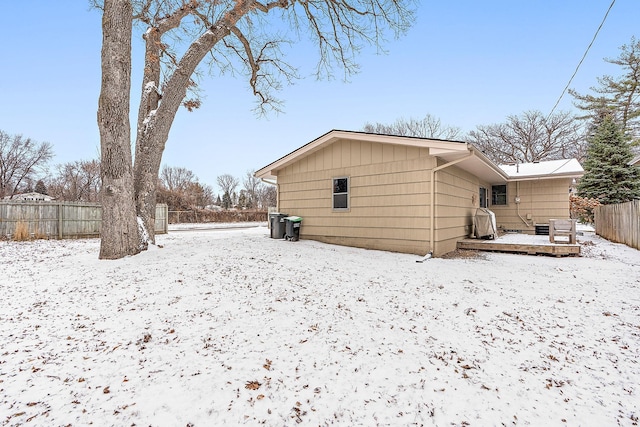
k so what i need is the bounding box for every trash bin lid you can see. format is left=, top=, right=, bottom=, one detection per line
left=284, top=216, right=303, bottom=222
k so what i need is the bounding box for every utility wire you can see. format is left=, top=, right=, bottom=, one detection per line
left=546, top=0, right=616, bottom=121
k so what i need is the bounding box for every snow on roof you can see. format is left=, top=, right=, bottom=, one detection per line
left=499, top=158, right=583, bottom=179
left=630, top=154, right=640, bottom=166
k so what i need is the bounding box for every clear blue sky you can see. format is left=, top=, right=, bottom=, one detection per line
left=0, top=1, right=638, bottom=191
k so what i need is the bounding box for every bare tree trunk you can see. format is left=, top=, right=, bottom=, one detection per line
left=133, top=25, right=233, bottom=242
left=97, top=0, right=141, bottom=259
left=132, top=25, right=163, bottom=243
left=134, top=132, right=166, bottom=243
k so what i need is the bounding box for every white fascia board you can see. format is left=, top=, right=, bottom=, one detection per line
left=500, top=158, right=584, bottom=181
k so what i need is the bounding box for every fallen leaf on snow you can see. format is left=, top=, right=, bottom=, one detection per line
left=245, top=381, right=261, bottom=390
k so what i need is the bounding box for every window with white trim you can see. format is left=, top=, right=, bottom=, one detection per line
left=332, top=177, right=349, bottom=210
left=491, top=184, right=507, bottom=206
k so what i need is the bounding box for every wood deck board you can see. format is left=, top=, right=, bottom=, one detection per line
left=457, top=238, right=580, bottom=256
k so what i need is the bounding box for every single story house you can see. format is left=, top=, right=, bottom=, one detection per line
left=255, top=130, right=584, bottom=257
left=2, top=192, right=54, bottom=202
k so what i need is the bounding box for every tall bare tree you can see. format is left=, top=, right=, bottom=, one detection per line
left=363, top=114, right=462, bottom=140
left=257, top=183, right=277, bottom=209
left=466, top=110, right=586, bottom=165
left=217, top=173, right=239, bottom=197
left=157, top=164, right=214, bottom=209
left=49, top=159, right=101, bottom=201
left=160, top=165, right=196, bottom=192
left=94, top=0, right=414, bottom=258
left=188, top=181, right=214, bottom=209
left=97, top=0, right=142, bottom=259
left=243, top=169, right=262, bottom=208
left=0, top=130, right=53, bottom=199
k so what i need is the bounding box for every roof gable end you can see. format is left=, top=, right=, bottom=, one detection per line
left=255, top=130, right=468, bottom=180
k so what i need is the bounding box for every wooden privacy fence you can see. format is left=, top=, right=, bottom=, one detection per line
left=594, top=199, right=640, bottom=250
left=0, top=201, right=168, bottom=239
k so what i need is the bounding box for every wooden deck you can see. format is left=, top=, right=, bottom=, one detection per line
left=457, top=233, right=581, bottom=256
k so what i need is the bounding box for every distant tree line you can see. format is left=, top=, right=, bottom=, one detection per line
left=0, top=132, right=276, bottom=212
left=157, top=167, right=276, bottom=212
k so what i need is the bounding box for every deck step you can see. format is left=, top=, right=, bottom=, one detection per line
left=457, top=238, right=580, bottom=256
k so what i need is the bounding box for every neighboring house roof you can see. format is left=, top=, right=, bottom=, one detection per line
left=630, top=154, right=640, bottom=166
left=3, top=192, right=54, bottom=201
left=255, top=130, right=584, bottom=183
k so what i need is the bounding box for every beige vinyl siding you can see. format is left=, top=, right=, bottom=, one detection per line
left=433, top=165, right=480, bottom=254
left=261, top=131, right=579, bottom=257
left=277, top=137, right=434, bottom=255
left=490, top=179, right=572, bottom=233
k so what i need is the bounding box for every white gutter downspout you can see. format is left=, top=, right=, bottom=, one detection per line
left=429, top=151, right=473, bottom=255
left=516, top=181, right=533, bottom=227
left=260, top=178, right=277, bottom=186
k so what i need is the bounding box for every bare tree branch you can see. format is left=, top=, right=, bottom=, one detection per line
left=0, top=130, right=53, bottom=199
left=467, top=111, right=587, bottom=164
left=363, top=114, right=462, bottom=140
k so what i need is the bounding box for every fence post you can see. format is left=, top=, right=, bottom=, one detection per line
left=58, top=202, right=63, bottom=239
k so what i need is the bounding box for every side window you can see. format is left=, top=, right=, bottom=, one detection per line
left=333, top=177, right=349, bottom=210
left=491, top=184, right=507, bottom=206
left=479, top=187, right=487, bottom=208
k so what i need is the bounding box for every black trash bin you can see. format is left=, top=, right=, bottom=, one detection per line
left=284, top=216, right=303, bottom=241
left=269, top=213, right=288, bottom=239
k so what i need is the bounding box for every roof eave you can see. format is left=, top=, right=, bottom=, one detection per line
left=254, top=129, right=468, bottom=180
left=506, top=171, right=584, bottom=181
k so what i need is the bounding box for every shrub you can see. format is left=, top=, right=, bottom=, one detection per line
left=570, top=195, right=601, bottom=224
left=167, top=209, right=268, bottom=224
left=13, top=221, right=30, bottom=241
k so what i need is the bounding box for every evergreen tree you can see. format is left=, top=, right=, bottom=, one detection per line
left=578, top=114, right=640, bottom=204
left=222, top=191, right=232, bottom=210
left=570, top=37, right=640, bottom=146
left=35, top=179, right=48, bottom=195
left=237, top=191, right=247, bottom=209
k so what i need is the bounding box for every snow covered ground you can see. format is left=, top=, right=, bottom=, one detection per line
left=1, top=226, right=639, bottom=426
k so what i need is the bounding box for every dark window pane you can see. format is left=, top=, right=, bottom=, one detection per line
left=491, top=185, right=507, bottom=206
left=479, top=187, right=487, bottom=208
left=334, top=194, right=348, bottom=209
left=334, top=178, right=348, bottom=194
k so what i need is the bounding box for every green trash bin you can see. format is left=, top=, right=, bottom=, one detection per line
left=284, top=216, right=302, bottom=241
left=269, top=213, right=288, bottom=239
